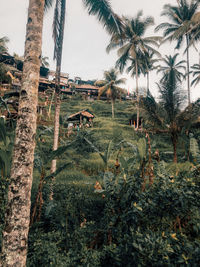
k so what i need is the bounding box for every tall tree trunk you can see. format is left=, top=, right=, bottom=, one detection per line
left=186, top=34, right=191, bottom=105
left=135, top=61, right=140, bottom=130
left=111, top=98, right=115, bottom=119
left=51, top=90, right=61, bottom=173
left=51, top=0, right=66, bottom=174
left=147, top=71, right=149, bottom=95
left=171, top=133, right=178, bottom=163
left=1, top=0, right=45, bottom=266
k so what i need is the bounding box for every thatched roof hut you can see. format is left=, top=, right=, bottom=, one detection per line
left=67, top=109, right=94, bottom=123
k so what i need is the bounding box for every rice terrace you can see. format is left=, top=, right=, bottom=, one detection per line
left=0, top=0, right=200, bottom=266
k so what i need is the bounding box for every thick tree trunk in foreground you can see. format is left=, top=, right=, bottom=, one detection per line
left=1, top=0, right=45, bottom=266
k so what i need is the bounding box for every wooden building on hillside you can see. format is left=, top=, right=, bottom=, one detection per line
left=67, top=109, right=94, bottom=124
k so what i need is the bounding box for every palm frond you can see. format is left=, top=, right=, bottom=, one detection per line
left=45, top=0, right=55, bottom=11
left=82, top=0, right=123, bottom=35
left=52, top=0, right=66, bottom=61
left=95, top=80, right=107, bottom=87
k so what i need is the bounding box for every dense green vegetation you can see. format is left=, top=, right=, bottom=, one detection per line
left=1, top=0, right=200, bottom=266
left=2, top=97, right=200, bottom=266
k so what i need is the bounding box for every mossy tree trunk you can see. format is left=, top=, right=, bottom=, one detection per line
left=1, top=0, right=45, bottom=266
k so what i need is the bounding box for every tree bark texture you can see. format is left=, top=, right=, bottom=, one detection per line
left=51, top=92, right=61, bottom=173
left=1, top=0, right=45, bottom=266
left=51, top=0, right=66, bottom=174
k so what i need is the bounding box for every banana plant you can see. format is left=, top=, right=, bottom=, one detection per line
left=83, top=136, right=114, bottom=171
left=31, top=127, right=74, bottom=225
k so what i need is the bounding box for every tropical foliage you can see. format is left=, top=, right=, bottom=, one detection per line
left=191, top=63, right=200, bottom=86
left=155, top=0, right=200, bottom=105
left=107, top=11, right=161, bottom=129
left=1, top=1, right=200, bottom=266
left=157, top=53, right=186, bottom=84
left=96, top=68, right=126, bottom=118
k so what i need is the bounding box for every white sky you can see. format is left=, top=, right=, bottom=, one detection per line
left=0, top=0, right=199, bottom=101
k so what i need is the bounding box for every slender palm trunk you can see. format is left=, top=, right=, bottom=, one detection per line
left=186, top=34, right=191, bottom=105
left=171, top=133, right=178, bottom=163
left=1, top=0, right=45, bottom=266
left=111, top=98, right=115, bottom=118
left=48, top=88, right=55, bottom=119
left=51, top=0, right=66, bottom=174
left=135, top=61, right=140, bottom=129
left=147, top=71, right=149, bottom=95
left=51, top=87, right=61, bottom=173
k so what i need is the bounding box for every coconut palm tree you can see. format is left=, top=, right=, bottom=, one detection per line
left=157, top=53, right=186, bottom=84
left=125, top=53, right=148, bottom=109
left=50, top=0, right=123, bottom=174
left=0, top=0, right=46, bottom=266
left=96, top=68, right=126, bottom=118
left=155, top=0, right=200, bottom=105
left=142, top=82, right=199, bottom=163
left=143, top=51, right=160, bottom=94
left=50, top=0, right=66, bottom=174
left=142, top=53, right=199, bottom=163
left=107, top=11, right=161, bottom=129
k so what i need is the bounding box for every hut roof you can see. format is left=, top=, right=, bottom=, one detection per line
left=67, top=109, right=94, bottom=121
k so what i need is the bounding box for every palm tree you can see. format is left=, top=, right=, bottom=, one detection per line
left=96, top=68, right=126, bottom=118
left=1, top=0, right=46, bottom=266
left=125, top=53, right=148, bottom=109
left=155, top=0, right=200, bottom=105
left=50, top=0, right=66, bottom=174
left=142, top=53, right=199, bottom=163
left=143, top=51, right=160, bottom=94
left=191, top=63, right=200, bottom=86
left=50, top=0, right=123, bottom=174
left=157, top=53, right=186, bottom=84
left=142, top=83, right=199, bottom=163
left=0, top=36, right=9, bottom=54
left=107, top=11, right=161, bottom=129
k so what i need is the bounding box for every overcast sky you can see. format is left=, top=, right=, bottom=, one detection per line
left=0, top=0, right=199, bottom=101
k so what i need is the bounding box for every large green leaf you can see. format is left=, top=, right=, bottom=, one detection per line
left=137, top=138, right=147, bottom=160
